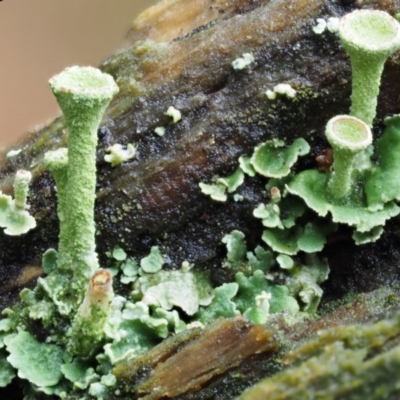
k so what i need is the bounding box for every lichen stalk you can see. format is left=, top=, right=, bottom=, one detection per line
left=43, top=148, right=70, bottom=268
left=68, top=269, right=114, bottom=357
left=49, top=66, right=119, bottom=295
left=328, top=149, right=356, bottom=198
left=348, top=58, right=386, bottom=126
left=13, top=170, right=32, bottom=210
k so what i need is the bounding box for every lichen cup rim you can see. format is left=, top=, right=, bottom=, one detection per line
left=326, top=115, right=372, bottom=153
left=48, top=65, right=119, bottom=98
left=339, top=9, right=400, bottom=56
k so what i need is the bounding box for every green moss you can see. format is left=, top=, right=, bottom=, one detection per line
left=239, top=309, right=400, bottom=399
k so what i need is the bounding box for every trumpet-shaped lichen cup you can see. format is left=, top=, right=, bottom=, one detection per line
left=49, top=66, right=119, bottom=294
left=339, top=10, right=400, bottom=126
left=325, top=115, right=372, bottom=198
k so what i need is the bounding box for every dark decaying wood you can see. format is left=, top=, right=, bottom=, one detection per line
left=2, top=0, right=400, bottom=398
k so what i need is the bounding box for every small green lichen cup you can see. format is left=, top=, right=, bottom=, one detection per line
left=326, top=115, right=372, bottom=198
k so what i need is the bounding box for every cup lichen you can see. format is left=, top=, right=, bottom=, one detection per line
left=68, top=269, right=114, bottom=357
left=48, top=66, right=119, bottom=298
left=0, top=170, right=36, bottom=236
left=339, top=10, right=400, bottom=126
left=325, top=115, right=372, bottom=198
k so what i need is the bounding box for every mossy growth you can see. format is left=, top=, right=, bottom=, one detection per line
left=239, top=310, right=400, bottom=400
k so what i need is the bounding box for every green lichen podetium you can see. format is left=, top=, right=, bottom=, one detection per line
left=325, top=115, right=372, bottom=198
left=68, top=269, right=114, bottom=357
left=339, top=10, right=400, bottom=126
left=0, top=170, right=36, bottom=236
left=43, top=148, right=69, bottom=270
left=48, top=66, right=119, bottom=299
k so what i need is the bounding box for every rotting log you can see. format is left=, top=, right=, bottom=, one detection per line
left=2, top=0, right=400, bottom=304
left=2, top=0, right=400, bottom=398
